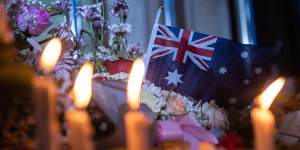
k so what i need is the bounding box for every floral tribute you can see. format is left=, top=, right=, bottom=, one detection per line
left=141, top=80, right=229, bottom=129
left=2, top=0, right=252, bottom=149
left=6, top=0, right=142, bottom=74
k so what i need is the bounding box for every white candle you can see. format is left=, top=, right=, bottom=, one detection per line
left=33, top=38, right=62, bottom=150
left=251, top=77, right=286, bottom=150
left=66, top=62, right=94, bottom=150
left=125, top=59, right=150, bottom=150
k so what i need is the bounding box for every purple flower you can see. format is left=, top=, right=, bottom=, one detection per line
left=16, top=5, right=52, bottom=36
left=50, top=23, right=75, bottom=40
left=129, top=43, right=142, bottom=52
left=78, top=4, right=102, bottom=22
left=92, top=19, right=108, bottom=30
left=77, top=36, right=87, bottom=48
left=110, top=0, right=128, bottom=18
left=78, top=3, right=108, bottom=31
left=52, top=0, right=71, bottom=12
left=127, top=43, right=144, bottom=58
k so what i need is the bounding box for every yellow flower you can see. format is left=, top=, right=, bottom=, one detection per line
left=141, top=90, right=157, bottom=111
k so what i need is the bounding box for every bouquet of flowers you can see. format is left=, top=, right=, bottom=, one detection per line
left=3, top=0, right=144, bottom=148
left=8, top=1, right=297, bottom=150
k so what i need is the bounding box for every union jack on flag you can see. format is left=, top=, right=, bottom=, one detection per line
left=151, top=25, right=217, bottom=71
left=145, top=24, right=279, bottom=107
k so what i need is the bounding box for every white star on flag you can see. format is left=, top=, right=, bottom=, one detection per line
left=240, top=51, right=249, bottom=59
left=164, top=69, right=183, bottom=86
left=229, top=97, right=237, bottom=104
left=219, top=66, right=227, bottom=75
left=243, top=79, right=250, bottom=84
left=254, top=67, right=263, bottom=74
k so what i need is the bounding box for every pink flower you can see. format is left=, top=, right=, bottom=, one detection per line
left=17, top=5, right=52, bottom=36
left=166, top=92, right=186, bottom=115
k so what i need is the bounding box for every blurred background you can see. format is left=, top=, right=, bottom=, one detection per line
left=65, top=0, right=300, bottom=146
left=2, top=0, right=297, bottom=76
left=66, top=0, right=300, bottom=76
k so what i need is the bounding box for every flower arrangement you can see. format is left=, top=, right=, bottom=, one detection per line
left=3, top=1, right=300, bottom=150
left=3, top=0, right=143, bottom=148
left=16, top=5, right=51, bottom=36
left=6, top=0, right=143, bottom=75
left=141, top=80, right=229, bottom=130
left=110, top=0, right=129, bottom=19
left=92, top=71, right=229, bottom=130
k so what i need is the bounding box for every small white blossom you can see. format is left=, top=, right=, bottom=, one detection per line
left=84, top=52, right=94, bottom=60
left=108, top=23, right=132, bottom=35
left=96, top=46, right=117, bottom=61
left=254, top=67, right=263, bottom=74
left=110, top=72, right=128, bottom=80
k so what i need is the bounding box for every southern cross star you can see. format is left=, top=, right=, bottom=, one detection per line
left=254, top=67, right=263, bottom=74
left=240, top=51, right=249, bottom=59
left=219, top=66, right=228, bottom=75
left=243, top=79, right=250, bottom=84
left=229, top=97, right=237, bottom=104
left=164, top=69, right=183, bottom=86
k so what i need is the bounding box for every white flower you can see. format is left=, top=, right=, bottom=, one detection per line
left=110, top=72, right=128, bottom=80
left=184, top=97, right=195, bottom=112
left=141, top=90, right=158, bottom=111
left=84, top=52, right=94, bottom=60
left=197, top=100, right=229, bottom=129
left=108, top=23, right=132, bottom=35
left=93, top=72, right=109, bottom=78
left=96, top=46, right=117, bottom=61
left=208, top=107, right=229, bottom=129
left=141, top=80, right=229, bottom=130
left=98, top=46, right=109, bottom=53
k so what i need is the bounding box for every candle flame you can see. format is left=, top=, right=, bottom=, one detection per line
left=258, top=77, right=286, bottom=110
left=40, top=38, right=62, bottom=72
left=73, top=62, right=94, bottom=109
left=127, top=59, right=145, bottom=110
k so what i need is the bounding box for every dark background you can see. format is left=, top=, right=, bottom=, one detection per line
left=232, top=0, right=300, bottom=76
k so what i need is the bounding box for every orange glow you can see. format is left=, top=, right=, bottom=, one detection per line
left=40, top=38, right=62, bottom=72
left=73, top=62, right=94, bottom=109
left=258, top=77, right=286, bottom=110
left=127, top=59, right=145, bottom=110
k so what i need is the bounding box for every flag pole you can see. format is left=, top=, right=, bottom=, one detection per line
left=143, top=4, right=163, bottom=76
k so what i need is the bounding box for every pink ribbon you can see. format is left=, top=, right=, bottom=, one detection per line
left=156, top=114, right=218, bottom=150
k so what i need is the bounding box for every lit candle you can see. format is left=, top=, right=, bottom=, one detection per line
left=125, top=59, right=150, bottom=150
left=66, top=62, right=94, bottom=150
left=251, top=77, right=286, bottom=150
left=39, top=38, right=62, bottom=73
left=33, top=38, right=62, bottom=150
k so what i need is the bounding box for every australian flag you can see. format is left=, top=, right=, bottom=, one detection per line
left=145, top=24, right=279, bottom=107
